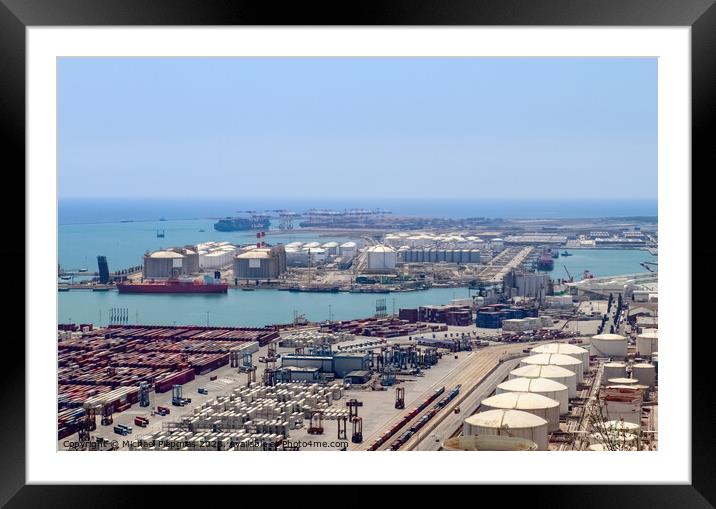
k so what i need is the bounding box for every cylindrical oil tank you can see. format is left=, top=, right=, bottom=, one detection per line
left=497, top=377, right=569, bottom=414
left=442, top=435, right=538, bottom=451
left=520, top=353, right=584, bottom=384
left=463, top=409, right=549, bottom=451
left=480, top=392, right=560, bottom=432
left=607, top=377, right=639, bottom=385
left=631, top=363, right=656, bottom=388
left=594, top=420, right=641, bottom=434
left=636, top=331, right=658, bottom=357
left=590, top=333, right=628, bottom=358
left=602, top=362, right=627, bottom=385
left=531, top=343, right=590, bottom=374
left=509, top=364, right=578, bottom=398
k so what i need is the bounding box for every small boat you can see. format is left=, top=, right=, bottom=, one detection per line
left=59, top=275, right=72, bottom=281
left=58, top=287, right=70, bottom=292
left=198, top=229, right=206, bottom=232
left=78, top=268, right=88, bottom=273
left=561, top=251, right=573, bottom=256
left=241, top=287, right=255, bottom=291
left=92, top=287, right=111, bottom=292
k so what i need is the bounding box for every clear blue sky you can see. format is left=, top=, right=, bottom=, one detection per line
left=58, top=57, right=657, bottom=200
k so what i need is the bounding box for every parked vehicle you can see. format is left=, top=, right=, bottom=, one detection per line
left=134, top=416, right=149, bottom=427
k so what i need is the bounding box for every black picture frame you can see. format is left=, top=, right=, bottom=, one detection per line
left=3, top=0, right=712, bottom=505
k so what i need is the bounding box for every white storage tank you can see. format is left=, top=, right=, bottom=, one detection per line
left=520, top=353, right=584, bottom=384
left=509, top=364, right=578, bottom=398
left=463, top=409, right=549, bottom=451
left=531, top=343, right=590, bottom=374
left=602, top=362, right=627, bottom=385
left=366, top=245, right=397, bottom=271
left=480, top=392, right=560, bottom=432
left=497, top=377, right=569, bottom=414
left=631, top=363, right=656, bottom=388
left=636, top=331, right=658, bottom=357
left=442, top=435, right=537, bottom=451
left=590, top=333, right=628, bottom=358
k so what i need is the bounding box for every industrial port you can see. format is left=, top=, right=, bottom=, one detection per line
left=57, top=210, right=658, bottom=452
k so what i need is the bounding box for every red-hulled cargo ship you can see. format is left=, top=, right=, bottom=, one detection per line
left=117, top=278, right=228, bottom=294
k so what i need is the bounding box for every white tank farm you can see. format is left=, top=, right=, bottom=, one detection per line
left=463, top=409, right=549, bottom=451
left=602, top=362, right=627, bottom=385
left=531, top=343, right=590, bottom=374
left=497, top=377, right=569, bottom=415
left=590, top=333, right=628, bottom=358
left=631, top=363, right=656, bottom=388
left=509, top=364, right=578, bottom=398
left=636, top=331, right=658, bottom=357
left=480, top=392, right=561, bottom=432
left=520, top=353, right=584, bottom=384
left=442, top=435, right=538, bottom=451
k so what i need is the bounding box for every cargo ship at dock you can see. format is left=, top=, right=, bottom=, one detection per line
left=117, top=277, right=228, bottom=294
left=536, top=250, right=555, bottom=271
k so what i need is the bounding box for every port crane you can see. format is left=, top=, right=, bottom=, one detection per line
left=563, top=265, right=574, bottom=283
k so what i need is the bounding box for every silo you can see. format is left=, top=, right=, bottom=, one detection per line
left=602, top=362, right=627, bottom=385
left=531, top=343, right=590, bottom=374
left=509, top=364, right=578, bottom=398
left=636, top=331, right=658, bottom=357
left=497, top=377, right=569, bottom=414
left=442, top=435, right=537, bottom=451
left=632, top=363, right=656, bottom=388
left=480, top=392, right=560, bottom=431
left=590, top=333, right=628, bottom=358
left=520, top=353, right=584, bottom=384
left=463, top=409, right=549, bottom=451
left=366, top=245, right=397, bottom=271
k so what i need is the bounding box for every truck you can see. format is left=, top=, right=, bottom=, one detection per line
left=156, top=406, right=170, bottom=416
left=117, top=424, right=132, bottom=434
left=134, top=416, right=149, bottom=427
left=198, top=388, right=208, bottom=395
left=113, top=426, right=128, bottom=436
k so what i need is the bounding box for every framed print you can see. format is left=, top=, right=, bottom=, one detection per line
left=3, top=0, right=713, bottom=504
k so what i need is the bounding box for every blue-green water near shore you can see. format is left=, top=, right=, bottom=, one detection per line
left=58, top=248, right=655, bottom=328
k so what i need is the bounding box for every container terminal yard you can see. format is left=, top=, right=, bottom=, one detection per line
left=58, top=278, right=658, bottom=452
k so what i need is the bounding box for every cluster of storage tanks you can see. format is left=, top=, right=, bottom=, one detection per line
left=457, top=328, right=658, bottom=451
left=461, top=341, right=591, bottom=450
left=397, top=247, right=486, bottom=264
left=382, top=232, right=504, bottom=251
left=196, top=242, right=238, bottom=270
left=283, top=241, right=359, bottom=265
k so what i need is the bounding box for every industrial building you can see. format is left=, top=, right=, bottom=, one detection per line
left=280, top=351, right=370, bottom=378
left=233, top=245, right=287, bottom=280
left=503, top=270, right=550, bottom=299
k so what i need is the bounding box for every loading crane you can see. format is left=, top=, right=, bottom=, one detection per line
left=563, top=264, right=574, bottom=283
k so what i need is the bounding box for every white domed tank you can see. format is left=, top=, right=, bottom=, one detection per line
left=531, top=343, right=590, bottom=374
left=590, top=333, right=628, bottom=358
left=497, top=377, right=569, bottom=414
left=636, top=331, right=658, bottom=357
left=594, top=420, right=641, bottom=434
left=510, top=364, right=578, bottom=398
left=520, top=353, right=584, bottom=384
left=588, top=431, right=638, bottom=446
left=442, top=435, right=538, bottom=451
left=607, top=377, right=639, bottom=386
left=463, top=409, right=549, bottom=451
left=480, top=392, right=560, bottom=431
left=631, top=363, right=656, bottom=388
left=602, top=362, right=627, bottom=385
left=366, top=245, right=397, bottom=271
